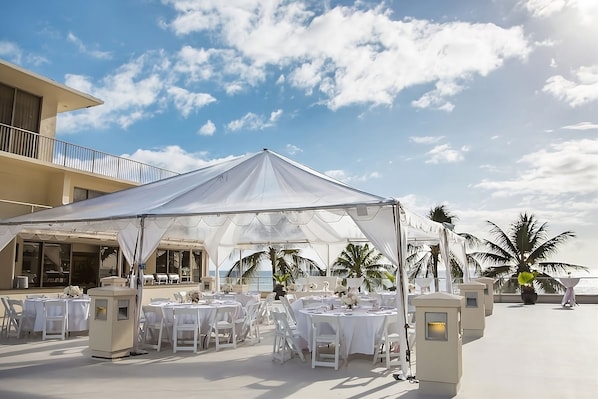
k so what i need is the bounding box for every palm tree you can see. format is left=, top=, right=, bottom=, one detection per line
left=407, top=205, right=482, bottom=291
left=226, top=246, right=324, bottom=285
left=474, top=212, right=588, bottom=293
left=330, top=243, right=390, bottom=292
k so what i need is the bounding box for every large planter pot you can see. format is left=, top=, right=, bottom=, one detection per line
left=521, top=291, right=538, bottom=305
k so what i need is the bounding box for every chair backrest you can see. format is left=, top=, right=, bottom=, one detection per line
left=311, top=313, right=341, bottom=337
left=214, top=305, right=239, bottom=324
left=173, top=293, right=184, bottom=303
left=279, top=296, right=297, bottom=325
left=142, top=305, right=163, bottom=326
left=245, top=301, right=261, bottom=322
left=173, top=307, right=199, bottom=327
left=7, top=299, right=23, bottom=316
left=271, top=310, right=293, bottom=335
left=43, top=300, right=67, bottom=317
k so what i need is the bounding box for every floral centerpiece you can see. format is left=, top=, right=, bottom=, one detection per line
left=221, top=283, right=233, bottom=293
left=63, top=285, right=83, bottom=298
left=341, top=291, right=360, bottom=309
left=308, top=282, right=317, bottom=290
left=334, top=285, right=348, bottom=297
left=186, top=290, right=202, bottom=303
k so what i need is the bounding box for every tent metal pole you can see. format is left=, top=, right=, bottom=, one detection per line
left=130, top=216, right=147, bottom=355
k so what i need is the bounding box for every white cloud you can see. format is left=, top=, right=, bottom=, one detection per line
left=0, top=40, right=47, bottom=66
left=58, top=55, right=166, bottom=132
left=521, top=0, right=567, bottom=17
left=286, top=144, right=302, bottom=155
left=561, top=122, right=598, bottom=130
left=409, top=136, right=445, bottom=144
left=227, top=110, right=282, bottom=132
left=121, top=145, right=236, bottom=173
left=475, top=138, right=598, bottom=197
left=167, top=86, right=216, bottom=117
left=522, top=0, right=598, bottom=26
left=164, top=1, right=531, bottom=111
left=425, top=144, right=467, bottom=164
left=198, top=120, right=216, bottom=136
left=543, top=65, right=598, bottom=107
left=67, top=32, right=112, bottom=60
left=0, top=40, right=23, bottom=63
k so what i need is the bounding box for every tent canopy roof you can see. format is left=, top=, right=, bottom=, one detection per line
left=0, top=149, right=463, bottom=266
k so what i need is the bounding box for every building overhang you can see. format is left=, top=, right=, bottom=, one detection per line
left=0, top=59, right=103, bottom=113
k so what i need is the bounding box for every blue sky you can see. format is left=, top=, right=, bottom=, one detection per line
left=1, top=0, right=597, bottom=272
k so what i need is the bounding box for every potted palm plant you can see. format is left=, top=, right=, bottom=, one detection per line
left=518, top=271, right=538, bottom=305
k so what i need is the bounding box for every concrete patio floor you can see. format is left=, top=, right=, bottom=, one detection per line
left=1, top=303, right=596, bottom=399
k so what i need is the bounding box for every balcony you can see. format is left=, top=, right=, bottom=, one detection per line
left=0, top=123, right=179, bottom=184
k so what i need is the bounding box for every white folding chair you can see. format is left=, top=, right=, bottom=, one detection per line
left=142, top=305, right=171, bottom=351
left=311, top=313, right=343, bottom=370
left=1, top=296, right=10, bottom=337
left=372, top=315, right=402, bottom=369
left=42, top=300, right=68, bottom=340
left=240, top=301, right=261, bottom=344
left=259, top=293, right=276, bottom=325
left=172, top=307, right=201, bottom=353
left=271, top=310, right=305, bottom=364
left=279, top=296, right=297, bottom=326
left=173, top=292, right=184, bottom=303
left=6, top=299, right=33, bottom=339
left=209, top=305, right=244, bottom=351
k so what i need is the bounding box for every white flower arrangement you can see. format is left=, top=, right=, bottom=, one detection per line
left=334, top=285, right=348, bottom=296
left=63, top=285, right=83, bottom=297
left=309, top=282, right=317, bottom=290
left=341, top=291, right=360, bottom=307
left=221, top=283, right=233, bottom=293
left=186, top=290, right=202, bottom=303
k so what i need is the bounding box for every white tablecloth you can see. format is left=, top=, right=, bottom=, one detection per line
left=147, top=300, right=244, bottom=336
left=559, top=277, right=580, bottom=307
left=24, top=297, right=91, bottom=332
left=295, top=307, right=398, bottom=359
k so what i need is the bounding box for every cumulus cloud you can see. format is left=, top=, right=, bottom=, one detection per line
left=543, top=65, right=598, bottom=107
left=121, top=145, right=237, bottom=173
left=226, top=109, right=283, bottom=131
left=522, top=0, right=598, bottom=26
left=198, top=120, right=216, bottom=136
left=167, top=86, right=216, bottom=117
left=425, top=144, right=468, bottom=164
left=163, top=1, right=531, bottom=111
left=561, top=122, right=598, bottom=131
left=58, top=55, right=166, bottom=132
left=475, top=138, right=598, bottom=197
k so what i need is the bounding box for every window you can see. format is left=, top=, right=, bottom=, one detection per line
left=99, top=246, right=119, bottom=279
left=0, top=82, right=41, bottom=157
left=42, top=243, right=72, bottom=287
left=73, top=187, right=106, bottom=202
left=156, top=249, right=192, bottom=281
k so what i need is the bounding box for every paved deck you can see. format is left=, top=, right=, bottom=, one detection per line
left=1, top=303, right=596, bottom=399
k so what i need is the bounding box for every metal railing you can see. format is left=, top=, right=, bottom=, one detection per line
left=0, top=123, right=179, bottom=184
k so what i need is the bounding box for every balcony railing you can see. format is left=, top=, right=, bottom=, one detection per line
left=0, top=123, right=179, bottom=184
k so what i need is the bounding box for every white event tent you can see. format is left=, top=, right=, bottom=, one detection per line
left=0, top=149, right=467, bottom=375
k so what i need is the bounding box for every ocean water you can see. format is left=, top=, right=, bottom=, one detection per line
left=210, top=269, right=598, bottom=294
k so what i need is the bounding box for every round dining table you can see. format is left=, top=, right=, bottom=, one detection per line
left=24, top=297, right=91, bottom=332
left=295, top=306, right=399, bottom=360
